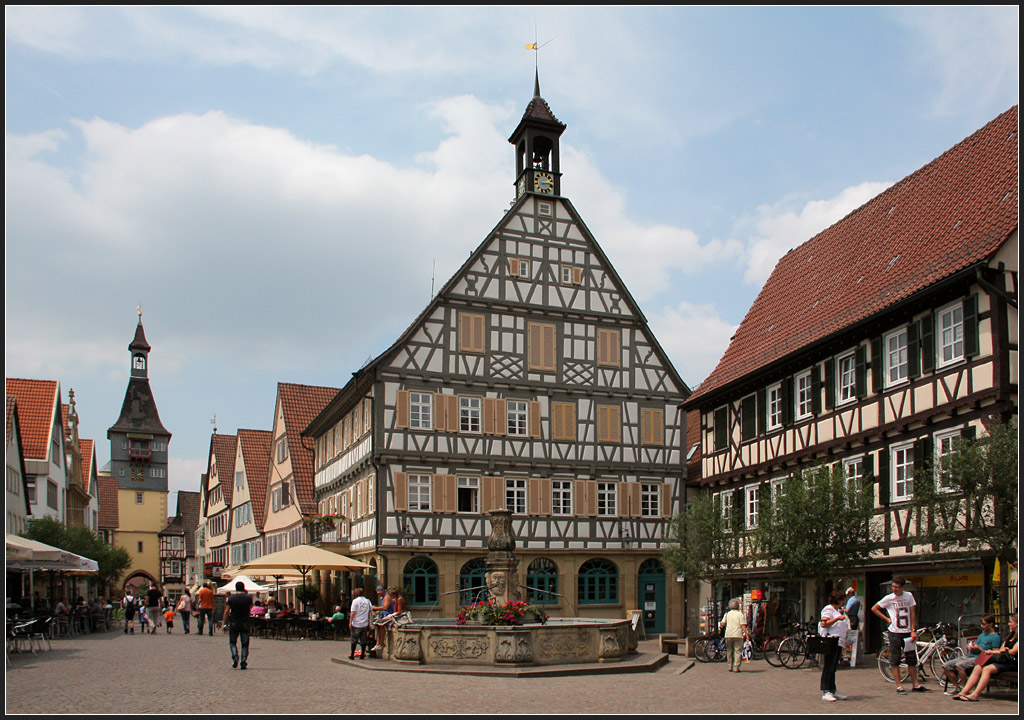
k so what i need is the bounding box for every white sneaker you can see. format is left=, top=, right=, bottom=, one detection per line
left=822, top=693, right=837, bottom=702
left=833, top=693, right=847, bottom=700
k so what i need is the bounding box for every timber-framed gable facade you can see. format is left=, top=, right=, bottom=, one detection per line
left=684, top=106, right=1019, bottom=646
left=305, top=79, right=690, bottom=634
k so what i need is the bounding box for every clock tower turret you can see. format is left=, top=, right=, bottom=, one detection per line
left=509, top=70, right=566, bottom=199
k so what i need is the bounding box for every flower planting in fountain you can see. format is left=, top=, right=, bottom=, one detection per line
left=456, top=600, right=549, bottom=626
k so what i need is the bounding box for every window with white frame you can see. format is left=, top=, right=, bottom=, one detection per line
left=457, top=476, right=479, bottom=513
left=641, top=483, right=660, bottom=517
left=837, top=352, right=857, bottom=404
left=409, top=392, right=433, bottom=430
left=552, top=480, right=573, bottom=515
left=844, top=456, right=864, bottom=498
left=276, top=438, right=289, bottom=463
left=745, top=485, right=759, bottom=529
left=937, top=302, right=964, bottom=367
left=718, top=491, right=734, bottom=531
left=505, top=479, right=526, bottom=514
left=597, top=482, right=617, bottom=516
left=459, top=397, right=482, bottom=433
left=795, top=371, right=813, bottom=419
left=408, top=474, right=432, bottom=511
left=235, top=470, right=244, bottom=490
left=885, top=329, right=909, bottom=387
left=892, top=443, right=914, bottom=502
left=770, top=479, right=786, bottom=515
left=934, top=429, right=961, bottom=493
left=506, top=400, right=528, bottom=436
left=766, top=383, right=782, bottom=430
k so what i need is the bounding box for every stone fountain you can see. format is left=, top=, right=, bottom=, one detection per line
left=388, top=510, right=637, bottom=667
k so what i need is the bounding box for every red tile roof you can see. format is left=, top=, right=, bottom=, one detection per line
left=79, top=439, right=96, bottom=495
left=685, top=409, right=702, bottom=484
left=5, top=379, right=60, bottom=461
left=277, top=382, right=340, bottom=515
left=237, top=428, right=272, bottom=531
left=688, top=106, right=1019, bottom=404
left=208, top=434, right=238, bottom=506
left=97, top=473, right=120, bottom=528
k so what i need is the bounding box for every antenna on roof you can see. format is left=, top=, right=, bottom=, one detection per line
left=431, top=259, right=436, bottom=299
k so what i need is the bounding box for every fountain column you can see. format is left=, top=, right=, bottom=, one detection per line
left=484, top=509, right=520, bottom=607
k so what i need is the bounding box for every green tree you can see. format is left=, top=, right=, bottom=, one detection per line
left=662, top=491, right=744, bottom=587
left=24, top=516, right=67, bottom=547
left=912, top=416, right=1018, bottom=609
left=754, top=464, right=879, bottom=606
left=25, top=518, right=132, bottom=594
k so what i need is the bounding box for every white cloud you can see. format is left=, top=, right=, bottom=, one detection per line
left=647, top=301, right=738, bottom=388
left=736, top=181, right=893, bottom=287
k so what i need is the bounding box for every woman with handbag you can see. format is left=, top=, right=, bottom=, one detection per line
left=818, top=590, right=849, bottom=702
left=954, top=613, right=1017, bottom=702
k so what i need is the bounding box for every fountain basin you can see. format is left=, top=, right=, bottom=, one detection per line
left=390, top=617, right=638, bottom=666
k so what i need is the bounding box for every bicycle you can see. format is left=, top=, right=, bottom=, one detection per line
left=760, top=634, right=786, bottom=667
left=776, top=621, right=822, bottom=669
left=877, top=623, right=962, bottom=683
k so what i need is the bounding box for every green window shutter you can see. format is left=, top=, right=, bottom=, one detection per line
left=824, top=359, right=835, bottom=410
left=877, top=449, right=890, bottom=507
left=782, top=376, right=794, bottom=426
left=919, top=313, right=935, bottom=374
left=811, top=365, right=822, bottom=415
left=757, top=387, right=766, bottom=435
left=855, top=345, right=867, bottom=398
left=914, top=436, right=933, bottom=489
left=961, top=424, right=977, bottom=442
left=741, top=396, right=756, bottom=442
left=907, top=322, right=920, bottom=379
left=963, top=294, right=980, bottom=357
left=871, top=336, right=883, bottom=393
left=714, top=407, right=728, bottom=451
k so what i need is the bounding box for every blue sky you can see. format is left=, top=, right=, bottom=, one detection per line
left=5, top=6, right=1018, bottom=502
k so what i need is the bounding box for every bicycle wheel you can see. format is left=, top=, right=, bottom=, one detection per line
left=693, top=637, right=711, bottom=663
left=777, top=637, right=807, bottom=669
left=748, top=636, right=765, bottom=661
left=929, top=645, right=962, bottom=680
left=878, top=646, right=910, bottom=683
left=708, top=638, right=727, bottom=662
left=763, top=636, right=784, bottom=667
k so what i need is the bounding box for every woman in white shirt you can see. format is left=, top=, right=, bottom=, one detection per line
left=819, top=590, right=849, bottom=702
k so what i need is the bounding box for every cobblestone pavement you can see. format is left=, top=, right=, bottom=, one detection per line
left=5, top=629, right=1018, bottom=715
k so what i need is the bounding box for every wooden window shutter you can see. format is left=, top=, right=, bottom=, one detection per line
left=641, top=408, right=664, bottom=445
left=552, top=402, right=576, bottom=441
left=963, top=294, right=980, bottom=357
left=529, top=478, right=549, bottom=516
left=741, top=396, right=756, bottom=442
left=482, top=476, right=501, bottom=512
left=434, top=393, right=447, bottom=432
left=529, top=323, right=557, bottom=370
left=586, top=480, right=598, bottom=517
left=855, top=345, right=867, bottom=398
left=661, top=482, right=673, bottom=518
left=871, top=336, right=883, bottom=391
left=811, top=366, right=822, bottom=415
left=459, top=313, right=485, bottom=353
left=618, top=482, right=630, bottom=518
left=494, top=399, right=507, bottom=436
left=914, top=436, right=932, bottom=480
left=756, top=388, right=766, bottom=434
left=482, top=398, right=497, bottom=435
left=781, top=376, right=794, bottom=426
left=824, top=359, right=835, bottom=409
left=919, top=313, right=935, bottom=374
left=627, top=482, right=641, bottom=518
left=572, top=267, right=582, bottom=285
left=509, top=258, right=520, bottom=277
left=574, top=480, right=590, bottom=517
left=714, top=407, right=728, bottom=451
left=877, top=450, right=890, bottom=507
left=446, top=395, right=459, bottom=432
left=597, top=328, right=620, bottom=367
left=529, top=401, right=542, bottom=438
left=396, top=390, right=410, bottom=429
left=907, top=323, right=920, bottom=379
left=598, top=405, right=621, bottom=443
left=393, top=472, right=408, bottom=512
left=961, top=424, right=977, bottom=442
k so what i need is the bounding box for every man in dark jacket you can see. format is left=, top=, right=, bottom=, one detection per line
left=222, top=582, right=254, bottom=669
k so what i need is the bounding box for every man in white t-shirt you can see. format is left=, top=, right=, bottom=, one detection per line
left=348, top=587, right=373, bottom=660
left=872, top=576, right=927, bottom=694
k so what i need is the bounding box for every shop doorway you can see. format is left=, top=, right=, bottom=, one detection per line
left=637, top=559, right=666, bottom=635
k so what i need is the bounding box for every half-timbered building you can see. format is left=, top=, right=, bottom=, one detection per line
left=305, top=78, right=690, bottom=635
left=200, top=433, right=237, bottom=573
left=227, top=428, right=272, bottom=568
left=683, top=106, right=1018, bottom=648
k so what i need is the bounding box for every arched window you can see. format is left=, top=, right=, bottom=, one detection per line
left=459, top=558, right=488, bottom=606
left=133, top=354, right=146, bottom=370
left=638, top=558, right=665, bottom=575
left=578, top=558, right=619, bottom=605
left=526, top=557, right=559, bottom=605
left=403, top=557, right=438, bottom=606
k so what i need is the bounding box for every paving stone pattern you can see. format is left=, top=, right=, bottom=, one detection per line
left=5, top=630, right=1018, bottom=715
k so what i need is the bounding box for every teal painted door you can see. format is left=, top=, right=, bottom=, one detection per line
left=638, top=560, right=666, bottom=634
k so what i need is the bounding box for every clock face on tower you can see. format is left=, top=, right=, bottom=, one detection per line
left=534, top=171, right=554, bottom=194
left=131, top=466, right=144, bottom=482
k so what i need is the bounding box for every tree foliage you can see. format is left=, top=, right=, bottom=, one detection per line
left=753, top=463, right=879, bottom=601
left=24, top=518, right=133, bottom=589
left=662, top=491, right=744, bottom=584
left=911, top=416, right=1018, bottom=562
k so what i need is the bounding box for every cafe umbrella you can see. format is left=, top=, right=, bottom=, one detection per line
left=239, top=545, right=371, bottom=608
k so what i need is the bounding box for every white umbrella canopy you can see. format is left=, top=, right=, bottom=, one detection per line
left=5, top=534, right=96, bottom=571
left=216, top=574, right=270, bottom=595
left=239, top=545, right=371, bottom=576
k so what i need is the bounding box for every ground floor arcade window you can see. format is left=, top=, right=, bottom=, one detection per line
left=403, top=557, right=438, bottom=605
left=578, top=558, right=618, bottom=604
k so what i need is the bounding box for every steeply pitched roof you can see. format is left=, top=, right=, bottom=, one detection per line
left=688, top=106, right=1019, bottom=404
left=6, top=396, right=31, bottom=516
left=208, top=433, right=238, bottom=506
left=79, top=438, right=96, bottom=496
left=5, top=378, right=60, bottom=461
left=278, top=382, right=339, bottom=515
left=107, top=376, right=171, bottom=437
left=97, top=473, right=120, bottom=528
left=176, top=490, right=201, bottom=557
left=237, top=428, right=272, bottom=531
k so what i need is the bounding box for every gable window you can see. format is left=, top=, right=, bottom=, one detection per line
left=596, top=481, right=617, bottom=516
left=551, top=480, right=573, bottom=515
left=458, top=312, right=486, bottom=354
left=528, top=322, right=557, bottom=372
left=937, top=302, right=964, bottom=367
left=505, top=478, right=527, bottom=514
left=276, top=438, right=289, bottom=463
left=408, top=474, right=432, bottom=511
left=457, top=476, right=480, bottom=513
left=560, top=265, right=582, bottom=285
left=235, top=470, right=245, bottom=489
left=766, top=384, right=782, bottom=431
left=891, top=442, right=914, bottom=502
left=459, top=397, right=482, bottom=433
left=795, top=371, right=813, bottom=419
left=885, top=329, right=909, bottom=387
left=596, top=328, right=621, bottom=368
left=506, top=400, right=528, bottom=436
left=837, top=352, right=857, bottom=404
left=745, top=485, right=759, bottom=529
left=640, top=483, right=661, bottom=517
left=509, top=257, right=531, bottom=279
left=409, top=392, right=433, bottom=430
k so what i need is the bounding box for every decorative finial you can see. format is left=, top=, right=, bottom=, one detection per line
left=525, top=30, right=556, bottom=98
left=137, top=303, right=143, bottom=322
left=211, top=414, right=217, bottom=434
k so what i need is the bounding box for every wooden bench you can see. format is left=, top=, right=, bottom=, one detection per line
left=660, top=636, right=687, bottom=655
